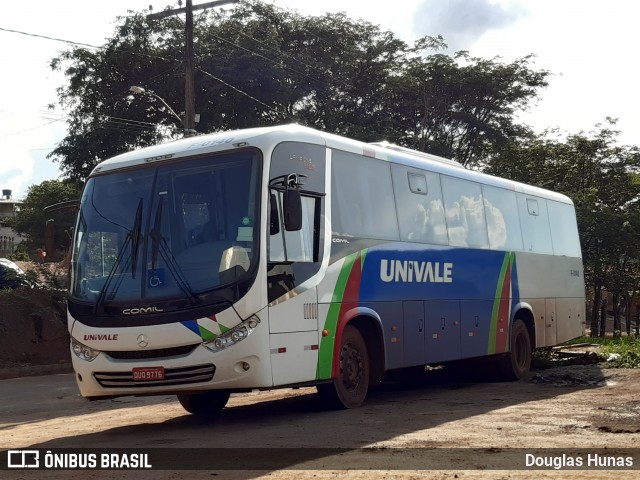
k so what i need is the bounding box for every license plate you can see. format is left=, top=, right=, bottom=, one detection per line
left=132, top=367, right=165, bottom=381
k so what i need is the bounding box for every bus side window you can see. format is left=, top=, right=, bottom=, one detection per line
left=268, top=192, right=285, bottom=262
left=441, top=176, right=489, bottom=248
left=283, top=196, right=315, bottom=262
left=547, top=200, right=581, bottom=257
left=482, top=185, right=523, bottom=251
left=517, top=194, right=553, bottom=254
left=269, top=192, right=315, bottom=263
left=331, top=150, right=398, bottom=240
left=392, top=165, right=447, bottom=245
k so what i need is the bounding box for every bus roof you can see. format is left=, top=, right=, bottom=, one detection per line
left=91, top=124, right=574, bottom=205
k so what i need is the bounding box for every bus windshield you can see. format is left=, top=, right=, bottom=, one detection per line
left=69, top=150, right=260, bottom=307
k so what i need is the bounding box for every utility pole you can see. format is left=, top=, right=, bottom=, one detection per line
left=147, top=0, right=238, bottom=136
left=184, top=0, right=196, bottom=135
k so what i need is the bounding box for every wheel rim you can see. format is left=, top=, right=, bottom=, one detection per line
left=340, top=343, right=364, bottom=391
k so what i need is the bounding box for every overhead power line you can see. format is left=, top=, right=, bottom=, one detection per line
left=0, top=118, right=65, bottom=140
left=0, top=26, right=101, bottom=49
left=198, top=68, right=295, bottom=121
left=0, top=26, right=181, bottom=63
left=0, top=12, right=417, bottom=137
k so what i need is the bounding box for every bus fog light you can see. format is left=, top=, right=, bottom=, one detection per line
left=71, top=337, right=100, bottom=362
left=203, top=315, right=261, bottom=352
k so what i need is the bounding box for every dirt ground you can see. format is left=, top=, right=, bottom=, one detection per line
left=2, top=365, right=639, bottom=479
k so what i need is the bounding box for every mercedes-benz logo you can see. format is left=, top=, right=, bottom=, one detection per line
left=137, top=334, right=149, bottom=348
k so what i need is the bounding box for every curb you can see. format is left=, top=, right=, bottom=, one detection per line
left=0, top=362, right=73, bottom=380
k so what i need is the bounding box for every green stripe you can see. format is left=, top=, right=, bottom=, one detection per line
left=317, top=251, right=359, bottom=379
left=198, top=326, right=217, bottom=342
left=331, top=252, right=358, bottom=303
left=487, top=253, right=511, bottom=354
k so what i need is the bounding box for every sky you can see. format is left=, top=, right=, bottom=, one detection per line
left=1, top=0, right=639, bottom=201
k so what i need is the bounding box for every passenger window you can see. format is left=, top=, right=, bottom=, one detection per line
left=332, top=150, right=398, bottom=240
left=392, top=166, right=447, bottom=245
left=518, top=195, right=553, bottom=254
left=268, top=193, right=285, bottom=262
left=283, top=196, right=315, bottom=262
left=268, top=192, right=315, bottom=263
left=482, top=185, right=523, bottom=251
left=441, top=176, right=489, bottom=248
left=548, top=201, right=582, bottom=257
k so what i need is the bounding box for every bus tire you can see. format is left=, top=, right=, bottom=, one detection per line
left=317, top=325, right=370, bottom=409
left=497, top=318, right=532, bottom=381
left=177, top=390, right=230, bottom=415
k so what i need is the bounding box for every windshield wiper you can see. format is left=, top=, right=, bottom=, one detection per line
left=150, top=196, right=164, bottom=271
left=149, top=196, right=199, bottom=304
left=94, top=198, right=143, bottom=313
left=130, top=198, right=143, bottom=278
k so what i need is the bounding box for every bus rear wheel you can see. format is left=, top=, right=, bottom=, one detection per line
left=497, top=318, right=532, bottom=381
left=177, top=390, right=230, bottom=415
left=317, top=325, right=370, bottom=409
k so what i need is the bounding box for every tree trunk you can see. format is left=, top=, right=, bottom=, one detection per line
left=599, top=296, right=607, bottom=337
left=612, top=292, right=620, bottom=336
left=590, top=287, right=601, bottom=337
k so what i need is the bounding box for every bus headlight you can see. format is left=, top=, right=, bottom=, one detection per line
left=203, top=315, right=261, bottom=353
left=71, top=337, right=100, bottom=362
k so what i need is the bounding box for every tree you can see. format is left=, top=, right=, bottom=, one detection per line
left=5, top=180, right=81, bottom=258
left=49, top=0, right=548, bottom=180
left=387, top=49, right=548, bottom=166
left=486, top=120, right=640, bottom=335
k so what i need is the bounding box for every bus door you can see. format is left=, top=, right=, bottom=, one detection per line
left=266, top=142, right=326, bottom=385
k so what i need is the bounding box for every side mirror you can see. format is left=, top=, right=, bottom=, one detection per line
left=283, top=189, right=302, bottom=231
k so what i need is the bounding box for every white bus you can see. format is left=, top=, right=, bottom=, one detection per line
left=68, top=124, right=585, bottom=413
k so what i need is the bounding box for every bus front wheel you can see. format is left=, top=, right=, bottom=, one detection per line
left=497, top=318, right=532, bottom=381
left=177, top=389, right=230, bottom=415
left=317, top=325, right=370, bottom=409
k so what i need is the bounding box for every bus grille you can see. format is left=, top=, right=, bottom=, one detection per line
left=94, top=364, right=215, bottom=389
left=104, top=344, right=199, bottom=360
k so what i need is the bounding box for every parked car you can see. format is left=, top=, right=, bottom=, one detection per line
left=0, top=258, right=31, bottom=289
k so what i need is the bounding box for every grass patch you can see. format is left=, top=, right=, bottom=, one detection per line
left=559, top=335, right=640, bottom=368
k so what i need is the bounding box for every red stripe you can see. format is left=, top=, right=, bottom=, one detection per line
left=331, top=252, right=363, bottom=378
left=495, top=261, right=512, bottom=353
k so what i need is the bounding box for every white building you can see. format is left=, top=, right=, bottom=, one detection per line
left=0, top=189, right=26, bottom=257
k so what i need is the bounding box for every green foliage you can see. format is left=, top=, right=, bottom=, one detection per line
left=561, top=336, right=640, bottom=368
left=5, top=180, right=81, bottom=250
left=486, top=120, right=640, bottom=335
left=392, top=52, right=547, bottom=166
left=23, top=270, right=39, bottom=286
left=49, top=0, right=548, bottom=180
left=7, top=243, right=30, bottom=262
